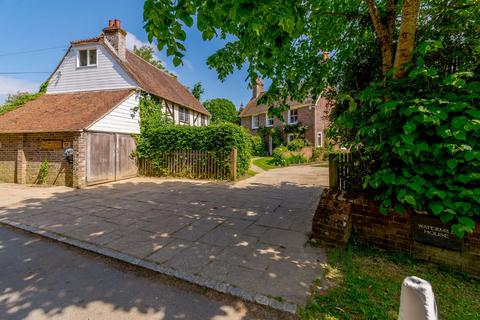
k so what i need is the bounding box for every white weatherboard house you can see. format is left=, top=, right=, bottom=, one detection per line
left=0, top=19, right=210, bottom=188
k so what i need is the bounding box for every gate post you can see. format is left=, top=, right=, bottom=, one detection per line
left=329, top=153, right=338, bottom=190
left=230, top=148, right=237, bottom=181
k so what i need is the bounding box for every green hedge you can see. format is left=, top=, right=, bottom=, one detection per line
left=136, top=122, right=252, bottom=176
left=250, top=135, right=265, bottom=156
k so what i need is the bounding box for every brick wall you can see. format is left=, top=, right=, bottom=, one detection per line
left=312, top=190, right=480, bottom=276
left=0, top=132, right=85, bottom=188
left=0, top=134, right=19, bottom=183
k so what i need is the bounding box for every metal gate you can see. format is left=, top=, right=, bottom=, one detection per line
left=86, top=132, right=137, bottom=185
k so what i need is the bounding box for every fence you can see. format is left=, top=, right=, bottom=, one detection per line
left=329, top=152, right=375, bottom=192
left=138, top=149, right=237, bottom=181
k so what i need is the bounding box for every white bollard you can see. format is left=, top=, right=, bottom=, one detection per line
left=398, top=276, right=438, bottom=320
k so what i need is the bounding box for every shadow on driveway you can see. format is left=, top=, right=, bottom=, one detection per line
left=0, top=166, right=328, bottom=313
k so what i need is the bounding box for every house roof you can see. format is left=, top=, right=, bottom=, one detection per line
left=0, top=90, right=134, bottom=133
left=121, top=50, right=210, bottom=116
left=240, top=93, right=314, bottom=117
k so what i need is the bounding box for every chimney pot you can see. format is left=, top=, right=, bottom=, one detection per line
left=103, top=19, right=126, bottom=61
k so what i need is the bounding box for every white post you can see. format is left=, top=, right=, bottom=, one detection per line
left=398, top=276, right=438, bottom=320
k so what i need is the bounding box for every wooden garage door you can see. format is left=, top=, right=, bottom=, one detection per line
left=86, top=132, right=137, bottom=185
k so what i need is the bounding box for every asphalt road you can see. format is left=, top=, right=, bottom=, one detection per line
left=0, top=225, right=290, bottom=320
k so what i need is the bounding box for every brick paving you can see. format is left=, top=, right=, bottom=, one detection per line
left=0, top=165, right=328, bottom=309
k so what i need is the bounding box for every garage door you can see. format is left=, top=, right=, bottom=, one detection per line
left=86, top=132, right=137, bottom=185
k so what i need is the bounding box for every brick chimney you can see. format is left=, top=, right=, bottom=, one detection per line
left=103, top=19, right=126, bottom=61
left=252, top=78, right=264, bottom=99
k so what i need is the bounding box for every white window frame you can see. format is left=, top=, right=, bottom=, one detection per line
left=179, top=107, right=190, bottom=123
left=317, top=131, right=324, bottom=147
left=77, top=48, right=97, bottom=68
left=252, top=115, right=259, bottom=129
left=201, top=114, right=206, bottom=126
left=288, top=109, right=298, bottom=125
left=265, top=113, right=274, bottom=127
left=287, top=133, right=295, bottom=143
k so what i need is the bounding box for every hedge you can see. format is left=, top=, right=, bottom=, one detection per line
left=136, top=122, right=252, bottom=176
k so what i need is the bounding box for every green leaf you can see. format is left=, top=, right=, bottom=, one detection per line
left=458, top=217, right=475, bottom=230
left=452, top=116, right=468, bottom=130
left=403, top=122, right=417, bottom=134
left=453, top=129, right=466, bottom=140
left=404, top=195, right=416, bottom=206
left=173, top=56, right=182, bottom=66
left=430, top=203, right=444, bottom=215
left=447, top=159, right=457, bottom=169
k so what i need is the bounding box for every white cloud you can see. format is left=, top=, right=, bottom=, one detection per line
left=183, top=59, right=194, bottom=70
left=0, top=76, right=39, bottom=95
left=125, top=32, right=154, bottom=51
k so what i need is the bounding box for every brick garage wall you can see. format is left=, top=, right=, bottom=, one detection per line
left=0, top=132, right=86, bottom=188
left=312, top=190, right=480, bottom=276
left=0, top=134, right=19, bottom=183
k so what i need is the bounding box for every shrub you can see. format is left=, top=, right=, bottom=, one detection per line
left=36, top=160, right=49, bottom=184
left=270, top=146, right=289, bottom=166
left=137, top=122, right=252, bottom=176
left=287, top=138, right=306, bottom=151
left=286, top=155, right=308, bottom=165
left=330, top=41, right=480, bottom=237
left=251, top=135, right=265, bottom=156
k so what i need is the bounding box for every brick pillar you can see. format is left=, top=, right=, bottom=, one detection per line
left=15, top=134, right=27, bottom=184
left=72, top=132, right=87, bottom=188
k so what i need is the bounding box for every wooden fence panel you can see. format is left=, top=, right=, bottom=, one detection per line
left=138, top=149, right=237, bottom=181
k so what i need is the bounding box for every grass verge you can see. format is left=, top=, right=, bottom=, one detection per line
left=299, top=245, right=480, bottom=320
left=252, top=157, right=280, bottom=171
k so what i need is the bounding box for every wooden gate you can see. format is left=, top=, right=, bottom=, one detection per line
left=86, top=132, right=137, bottom=185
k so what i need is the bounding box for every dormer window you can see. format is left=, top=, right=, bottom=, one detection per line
left=78, top=48, right=97, bottom=67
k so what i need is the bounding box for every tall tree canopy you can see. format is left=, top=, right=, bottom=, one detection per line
left=143, top=1, right=480, bottom=236
left=190, top=81, right=204, bottom=100
left=133, top=45, right=166, bottom=70
left=203, top=98, right=238, bottom=124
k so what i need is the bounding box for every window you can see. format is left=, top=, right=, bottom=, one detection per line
left=288, top=109, right=298, bottom=124
left=78, top=48, right=97, bottom=67
left=252, top=115, right=259, bottom=129
left=179, top=107, right=190, bottom=123
left=287, top=133, right=295, bottom=143
left=201, top=115, right=206, bottom=126
left=317, top=131, right=324, bottom=147
left=265, top=113, right=274, bottom=127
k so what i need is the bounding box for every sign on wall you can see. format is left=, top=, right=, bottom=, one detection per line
left=412, top=214, right=463, bottom=251
left=40, top=140, right=63, bottom=150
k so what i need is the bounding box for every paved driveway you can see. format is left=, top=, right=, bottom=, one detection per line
left=0, top=165, right=328, bottom=311
left=0, top=225, right=290, bottom=320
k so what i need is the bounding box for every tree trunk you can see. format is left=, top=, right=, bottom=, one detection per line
left=367, top=0, right=396, bottom=77
left=392, top=0, right=420, bottom=79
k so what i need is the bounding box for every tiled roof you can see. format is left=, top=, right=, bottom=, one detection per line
left=70, top=37, right=101, bottom=45
left=240, top=93, right=314, bottom=117
left=65, top=36, right=208, bottom=115
left=0, top=90, right=134, bottom=133
left=121, top=50, right=210, bottom=116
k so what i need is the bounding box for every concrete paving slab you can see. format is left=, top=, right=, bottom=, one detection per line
left=0, top=165, right=328, bottom=312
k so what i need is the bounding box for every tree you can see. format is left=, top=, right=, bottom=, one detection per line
left=203, top=98, right=238, bottom=124
left=143, top=0, right=429, bottom=103
left=191, top=81, right=204, bottom=100
left=133, top=45, right=166, bottom=70
left=142, top=1, right=480, bottom=235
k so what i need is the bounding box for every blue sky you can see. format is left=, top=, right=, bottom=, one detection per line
left=0, top=0, right=253, bottom=108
